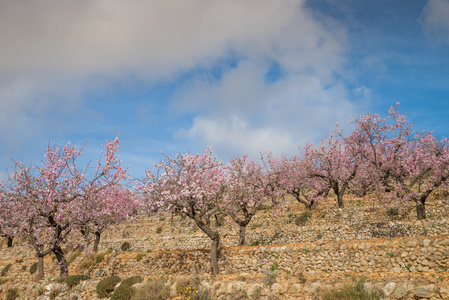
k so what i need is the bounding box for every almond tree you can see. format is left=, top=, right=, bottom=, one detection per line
left=223, top=155, right=282, bottom=246
left=272, top=152, right=329, bottom=210
left=305, top=131, right=359, bottom=208
left=144, top=147, right=226, bottom=275
left=4, top=137, right=127, bottom=279
left=0, top=183, right=15, bottom=247
left=347, top=104, right=449, bottom=219
left=76, top=186, right=138, bottom=253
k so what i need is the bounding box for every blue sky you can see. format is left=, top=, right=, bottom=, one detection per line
left=1, top=0, right=449, bottom=181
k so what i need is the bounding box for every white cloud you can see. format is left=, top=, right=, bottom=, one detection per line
left=420, top=0, right=449, bottom=45
left=0, top=0, right=360, bottom=165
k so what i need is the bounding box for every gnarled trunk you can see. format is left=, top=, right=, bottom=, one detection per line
left=210, top=236, right=220, bottom=275
left=194, top=218, right=221, bottom=275
left=92, top=231, right=101, bottom=253
left=416, top=200, right=426, bottom=220
left=7, top=236, right=13, bottom=248
left=52, top=245, right=68, bottom=279
left=239, top=225, right=246, bottom=246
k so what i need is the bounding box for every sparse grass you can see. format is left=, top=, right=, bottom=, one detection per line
left=263, top=270, right=277, bottom=288
left=322, top=277, right=380, bottom=300
left=79, top=251, right=109, bottom=270
left=132, top=277, right=170, bottom=300
left=67, top=250, right=82, bottom=265
left=250, top=223, right=263, bottom=230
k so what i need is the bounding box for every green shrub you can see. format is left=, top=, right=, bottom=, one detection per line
left=110, top=276, right=143, bottom=300
left=96, top=275, right=121, bottom=298
left=1, top=263, right=12, bottom=276
left=121, top=276, right=143, bottom=288
left=66, top=274, right=90, bottom=289
left=295, top=211, right=311, bottom=226
left=111, top=285, right=135, bottom=300
left=132, top=277, right=170, bottom=300
left=322, top=277, right=380, bottom=300
left=29, top=262, right=38, bottom=274
left=121, top=241, right=131, bottom=251
left=386, top=207, right=400, bottom=217
left=5, top=288, right=19, bottom=300
left=136, top=253, right=146, bottom=261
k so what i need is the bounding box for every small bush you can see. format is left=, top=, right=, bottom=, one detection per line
left=174, top=276, right=206, bottom=299
left=1, top=263, right=12, bottom=276
left=322, top=277, right=380, bottom=300
left=386, top=207, right=400, bottom=217
left=110, top=276, right=143, bottom=300
left=96, top=252, right=107, bottom=263
left=156, top=226, right=163, bottom=234
left=121, top=241, right=131, bottom=251
left=29, top=262, right=38, bottom=274
left=96, top=275, right=121, bottom=298
left=111, top=285, right=135, bottom=300
left=66, top=274, right=90, bottom=289
left=5, top=288, right=19, bottom=300
left=295, top=211, right=311, bottom=226
left=263, top=270, right=277, bottom=288
left=132, top=277, right=170, bottom=300
left=136, top=253, right=146, bottom=261
left=121, top=276, right=143, bottom=288
left=251, top=240, right=259, bottom=246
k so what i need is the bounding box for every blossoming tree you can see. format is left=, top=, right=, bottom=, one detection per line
left=347, top=104, right=449, bottom=219
left=223, top=155, right=282, bottom=246
left=144, top=147, right=226, bottom=275
left=4, top=137, right=127, bottom=279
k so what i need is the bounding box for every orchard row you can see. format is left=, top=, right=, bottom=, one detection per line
left=1, top=104, right=449, bottom=276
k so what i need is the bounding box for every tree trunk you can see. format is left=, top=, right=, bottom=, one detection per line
left=416, top=200, right=426, bottom=220
left=52, top=246, right=68, bottom=279
left=92, top=231, right=101, bottom=253
left=194, top=218, right=220, bottom=275
left=239, top=225, right=246, bottom=246
left=7, top=236, right=13, bottom=248
left=337, top=193, right=344, bottom=208
left=210, top=236, right=220, bottom=275
left=37, top=255, right=45, bottom=280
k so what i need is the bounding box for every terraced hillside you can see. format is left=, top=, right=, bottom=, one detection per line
left=1, top=192, right=449, bottom=299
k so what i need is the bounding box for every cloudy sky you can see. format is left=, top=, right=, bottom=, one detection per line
left=1, top=0, right=449, bottom=180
